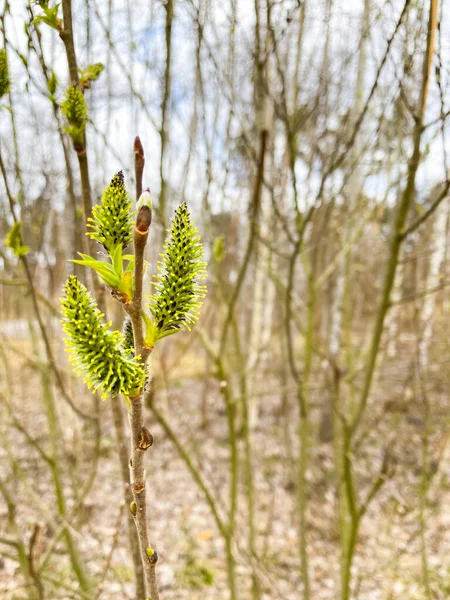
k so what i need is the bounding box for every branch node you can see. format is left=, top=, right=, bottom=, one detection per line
left=146, top=547, right=158, bottom=565
left=138, top=427, right=154, bottom=451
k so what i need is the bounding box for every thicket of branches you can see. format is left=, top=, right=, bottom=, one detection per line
left=1, top=0, right=450, bottom=599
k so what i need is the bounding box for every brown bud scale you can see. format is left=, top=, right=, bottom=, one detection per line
left=138, top=427, right=153, bottom=450
left=136, top=205, right=152, bottom=234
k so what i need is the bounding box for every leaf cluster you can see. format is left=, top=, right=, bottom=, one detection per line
left=5, top=222, right=29, bottom=257
left=31, top=3, right=62, bottom=31
left=73, top=246, right=135, bottom=302
left=79, top=62, right=104, bottom=89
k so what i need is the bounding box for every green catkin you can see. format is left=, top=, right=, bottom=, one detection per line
left=61, top=276, right=144, bottom=399
left=147, top=203, right=206, bottom=341
left=87, top=171, right=134, bottom=252
left=121, top=316, right=135, bottom=353
left=0, top=48, right=10, bottom=99
left=61, top=85, right=88, bottom=147
left=61, top=84, right=87, bottom=129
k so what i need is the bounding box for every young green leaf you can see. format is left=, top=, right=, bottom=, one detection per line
left=213, top=236, right=225, bottom=263
left=71, top=249, right=134, bottom=301
left=5, top=222, right=29, bottom=257
left=79, top=62, right=104, bottom=89
left=112, top=244, right=123, bottom=278
left=123, top=255, right=135, bottom=273
left=31, top=4, right=62, bottom=30
left=71, top=253, right=121, bottom=289
left=119, top=271, right=134, bottom=300
left=47, top=70, right=58, bottom=98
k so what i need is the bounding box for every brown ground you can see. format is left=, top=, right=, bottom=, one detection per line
left=1, top=327, right=450, bottom=600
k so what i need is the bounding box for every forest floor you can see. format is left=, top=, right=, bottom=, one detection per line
left=1, top=328, right=450, bottom=600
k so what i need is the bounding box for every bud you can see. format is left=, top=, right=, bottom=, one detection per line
left=146, top=547, right=158, bottom=564
left=129, top=501, right=137, bottom=516
left=121, top=316, right=135, bottom=353
left=138, top=427, right=153, bottom=450
left=134, top=136, right=145, bottom=160
left=136, top=205, right=152, bottom=234
left=80, top=62, right=104, bottom=89
left=136, top=188, right=153, bottom=211
left=136, top=189, right=152, bottom=234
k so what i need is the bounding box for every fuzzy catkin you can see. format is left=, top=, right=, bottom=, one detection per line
left=0, top=49, right=10, bottom=99
left=121, top=316, right=135, bottom=353
left=61, top=85, right=87, bottom=129
left=87, top=171, right=134, bottom=252
left=147, top=203, right=206, bottom=340
left=61, top=276, right=144, bottom=399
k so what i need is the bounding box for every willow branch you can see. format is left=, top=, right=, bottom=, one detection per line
left=351, top=0, right=438, bottom=435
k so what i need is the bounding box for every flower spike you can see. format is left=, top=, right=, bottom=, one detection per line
left=61, top=85, right=87, bottom=148
left=0, top=48, right=10, bottom=99
left=61, top=276, right=145, bottom=399
left=87, top=171, right=134, bottom=253
left=145, top=203, right=206, bottom=345
left=121, top=316, right=135, bottom=353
